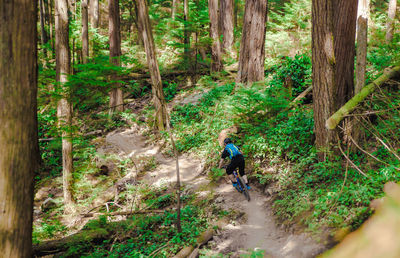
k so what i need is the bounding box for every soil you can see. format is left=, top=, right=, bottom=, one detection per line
left=105, top=125, right=326, bottom=257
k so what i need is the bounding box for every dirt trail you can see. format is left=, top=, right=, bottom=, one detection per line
left=106, top=127, right=325, bottom=257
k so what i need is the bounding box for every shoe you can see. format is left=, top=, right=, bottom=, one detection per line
left=246, top=184, right=251, bottom=190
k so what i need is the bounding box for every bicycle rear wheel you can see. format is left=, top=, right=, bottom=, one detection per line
left=238, top=176, right=251, bottom=201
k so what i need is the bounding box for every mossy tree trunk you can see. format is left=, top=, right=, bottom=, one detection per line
left=209, top=0, right=223, bottom=72
left=108, top=0, right=124, bottom=115
left=56, top=0, right=75, bottom=212
left=237, top=0, right=268, bottom=84
left=0, top=0, right=38, bottom=256
left=136, top=0, right=168, bottom=130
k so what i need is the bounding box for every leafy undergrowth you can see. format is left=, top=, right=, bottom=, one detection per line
left=159, top=51, right=400, bottom=239
left=70, top=205, right=210, bottom=257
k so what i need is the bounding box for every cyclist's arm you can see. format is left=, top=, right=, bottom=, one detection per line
left=219, top=149, right=229, bottom=168
left=218, top=158, right=225, bottom=168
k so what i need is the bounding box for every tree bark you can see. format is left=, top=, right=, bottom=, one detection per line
left=355, top=0, right=369, bottom=94
left=56, top=0, right=75, bottom=211
left=82, top=0, right=89, bottom=63
left=0, top=1, right=38, bottom=256
left=109, top=0, right=124, bottom=114
left=312, top=0, right=336, bottom=161
left=136, top=0, right=168, bottom=130
left=333, top=0, right=358, bottom=109
left=90, top=0, right=100, bottom=28
left=40, top=0, right=49, bottom=54
left=49, top=0, right=55, bottom=52
left=172, top=0, right=177, bottom=20
left=236, top=0, right=268, bottom=84
left=312, top=0, right=358, bottom=160
left=386, top=0, right=397, bottom=43
left=209, top=0, right=223, bottom=72
left=220, top=0, right=234, bottom=55
left=183, top=0, right=191, bottom=66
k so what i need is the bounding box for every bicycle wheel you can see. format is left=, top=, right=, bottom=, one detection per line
left=238, top=176, right=251, bottom=202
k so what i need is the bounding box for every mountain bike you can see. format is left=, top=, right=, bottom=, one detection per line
left=222, top=166, right=251, bottom=202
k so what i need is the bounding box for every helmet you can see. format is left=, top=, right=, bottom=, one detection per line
left=224, top=138, right=232, bottom=145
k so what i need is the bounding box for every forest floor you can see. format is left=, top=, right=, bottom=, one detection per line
left=104, top=123, right=326, bottom=257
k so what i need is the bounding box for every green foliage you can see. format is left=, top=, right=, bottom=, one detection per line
left=33, top=219, right=67, bottom=244
left=163, top=81, right=178, bottom=101
left=268, top=53, right=312, bottom=96
left=81, top=205, right=208, bottom=257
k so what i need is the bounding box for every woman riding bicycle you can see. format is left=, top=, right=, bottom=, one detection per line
left=218, top=138, right=251, bottom=190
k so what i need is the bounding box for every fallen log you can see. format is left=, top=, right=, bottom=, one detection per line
left=326, top=66, right=400, bottom=130
left=33, top=228, right=110, bottom=257
left=82, top=209, right=166, bottom=217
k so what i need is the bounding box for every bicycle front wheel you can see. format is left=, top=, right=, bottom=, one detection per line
left=238, top=176, right=250, bottom=202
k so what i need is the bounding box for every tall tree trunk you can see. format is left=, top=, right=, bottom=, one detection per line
left=82, top=0, right=89, bottom=63
left=333, top=0, right=357, bottom=109
left=55, top=0, right=75, bottom=211
left=220, top=0, right=234, bottom=55
left=386, top=0, right=397, bottom=43
left=108, top=0, right=124, bottom=114
left=172, top=0, right=177, bottom=20
left=209, top=0, right=223, bottom=72
left=49, top=0, right=55, bottom=53
left=355, top=0, right=369, bottom=94
left=90, top=0, right=100, bottom=28
left=312, top=0, right=358, bottom=160
left=136, top=0, right=168, bottom=130
left=312, top=0, right=336, bottom=161
left=40, top=0, right=49, bottom=55
left=183, top=0, right=191, bottom=66
left=0, top=1, right=38, bottom=256
left=353, top=0, right=369, bottom=147
left=237, top=0, right=267, bottom=84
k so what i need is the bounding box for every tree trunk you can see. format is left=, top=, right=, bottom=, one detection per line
left=109, top=0, right=124, bottom=114
left=237, top=0, right=267, bottom=84
left=220, top=0, right=234, bottom=56
left=183, top=0, right=191, bottom=66
left=312, top=0, right=358, bottom=160
left=209, top=0, right=223, bottom=72
left=0, top=1, right=38, bottom=256
left=82, top=0, right=89, bottom=63
left=172, top=0, right=177, bottom=20
left=90, top=0, right=100, bottom=28
left=312, top=0, right=336, bottom=161
left=136, top=0, right=168, bottom=130
left=355, top=0, right=369, bottom=94
left=55, top=0, right=75, bottom=211
left=386, top=0, right=397, bottom=43
left=49, top=0, right=55, bottom=53
left=40, top=0, right=48, bottom=55
left=333, top=0, right=357, bottom=109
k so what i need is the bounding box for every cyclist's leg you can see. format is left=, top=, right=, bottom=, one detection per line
left=237, top=156, right=250, bottom=188
left=226, top=161, right=236, bottom=183
left=237, top=156, right=247, bottom=181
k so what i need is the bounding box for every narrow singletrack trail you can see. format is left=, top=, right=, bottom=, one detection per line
left=105, top=126, right=325, bottom=257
